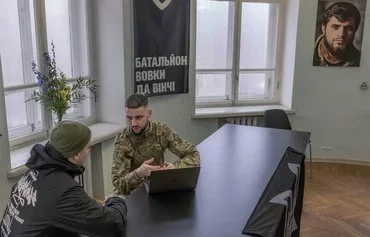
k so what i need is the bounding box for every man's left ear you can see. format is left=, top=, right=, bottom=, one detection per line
left=148, top=108, right=152, bottom=117
left=72, top=153, right=80, bottom=161
left=321, top=24, right=326, bottom=34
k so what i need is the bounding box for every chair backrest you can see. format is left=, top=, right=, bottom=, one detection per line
left=264, top=109, right=292, bottom=130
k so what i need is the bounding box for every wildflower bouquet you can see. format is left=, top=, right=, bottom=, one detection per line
left=29, top=43, right=97, bottom=123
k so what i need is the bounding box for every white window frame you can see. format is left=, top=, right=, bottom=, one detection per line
left=195, top=0, right=284, bottom=108
left=4, top=0, right=95, bottom=149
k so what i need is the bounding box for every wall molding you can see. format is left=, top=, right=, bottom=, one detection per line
left=307, top=157, right=370, bottom=166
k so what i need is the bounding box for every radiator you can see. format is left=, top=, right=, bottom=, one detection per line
left=219, top=116, right=261, bottom=128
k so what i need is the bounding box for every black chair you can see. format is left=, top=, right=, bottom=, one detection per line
left=264, top=109, right=312, bottom=179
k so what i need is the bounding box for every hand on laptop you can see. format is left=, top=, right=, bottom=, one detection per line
left=136, top=158, right=161, bottom=178
left=162, top=162, right=176, bottom=169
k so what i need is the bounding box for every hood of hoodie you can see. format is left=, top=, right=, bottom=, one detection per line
left=26, top=142, right=84, bottom=177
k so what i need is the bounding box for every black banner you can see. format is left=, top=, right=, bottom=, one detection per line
left=243, top=147, right=305, bottom=237
left=133, top=0, right=190, bottom=96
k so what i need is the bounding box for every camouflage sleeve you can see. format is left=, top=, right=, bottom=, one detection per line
left=111, top=133, right=143, bottom=195
left=161, top=124, right=200, bottom=168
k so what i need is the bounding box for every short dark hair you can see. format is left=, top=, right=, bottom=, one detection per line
left=125, top=93, right=148, bottom=109
left=322, top=2, right=361, bottom=29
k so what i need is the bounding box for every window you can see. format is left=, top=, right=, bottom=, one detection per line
left=0, top=0, right=93, bottom=148
left=196, top=0, right=281, bottom=106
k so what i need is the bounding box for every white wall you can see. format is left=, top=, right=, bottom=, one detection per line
left=291, top=0, right=370, bottom=161
left=280, top=0, right=300, bottom=108
left=90, top=0, right=125, bottom=125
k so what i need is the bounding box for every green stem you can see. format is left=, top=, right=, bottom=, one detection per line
left=57, top=113, right=63, bottom=123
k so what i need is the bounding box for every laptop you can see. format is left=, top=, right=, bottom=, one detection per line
left=144, top=166, right=201, bottom=194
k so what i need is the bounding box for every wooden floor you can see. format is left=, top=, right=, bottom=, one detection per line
left=301, top=162, right=370, bottom=237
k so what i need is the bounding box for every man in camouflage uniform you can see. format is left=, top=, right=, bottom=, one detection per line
left=111, top=93, right=200, bottom=195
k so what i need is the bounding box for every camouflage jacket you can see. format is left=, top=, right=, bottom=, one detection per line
left=111, top=121, right=200, bottom=195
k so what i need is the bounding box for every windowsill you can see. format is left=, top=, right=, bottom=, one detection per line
left=7, top=122, right=124, bottom=179
left=192, top=105, right=295, bottom=119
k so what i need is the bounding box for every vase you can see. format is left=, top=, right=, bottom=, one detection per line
left=53, top=119, right=61, bottom=127
left=53, top=113, right=64, bottom=127
left=57, top=112, right=64, bottom=123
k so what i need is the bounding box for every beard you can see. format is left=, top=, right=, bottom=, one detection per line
left=325, top=39, right=348, bottom=57
left=131, top=122, right=148, bottom=135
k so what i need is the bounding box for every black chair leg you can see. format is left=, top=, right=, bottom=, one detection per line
left=309, top=140, right=312, bottom=179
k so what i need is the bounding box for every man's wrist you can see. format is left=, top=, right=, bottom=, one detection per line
left=134, top=169, right=142, bottom=179
left=134, top=169, right=147, bottom=181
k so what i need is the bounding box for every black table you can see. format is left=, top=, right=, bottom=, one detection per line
left=123, top=124, right=310, bottom=237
